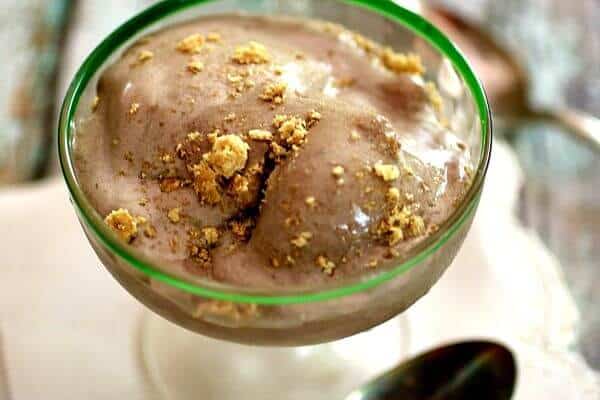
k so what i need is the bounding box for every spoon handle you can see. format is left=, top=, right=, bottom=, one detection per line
left=523, top=107, right=600, bottom=152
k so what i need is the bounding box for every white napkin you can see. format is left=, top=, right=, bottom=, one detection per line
left=0, top=141, right=598, bottom=399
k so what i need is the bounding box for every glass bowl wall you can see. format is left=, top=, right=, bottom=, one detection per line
left=59, top=0, right=491, bottom=346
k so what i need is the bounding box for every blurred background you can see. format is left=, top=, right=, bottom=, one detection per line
left=0, top=0, right=598, bottom=398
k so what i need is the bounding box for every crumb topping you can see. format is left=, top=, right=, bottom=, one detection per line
left=424, top=82, right=443, bottom=113
left=137, top=50, right=154, bottom=62
left=176, top=34, right=205, bottom=54
left=167, top=207, right=182, bottom=223
left=232, top=41, right=270, bottom=64
left=202, top=227, right=219, bottom=245
left=259, top=82, right=287, bottom=104
left=129, top=103, right=140, bottom=115
left=331, top=165, right=345, bottom=177
left=91, top=96, right=100, bottom=112
left=291, top=231, right=313, bottom=248
left=305, top=196, right=316, bottom=207
left=104, top=209, right=138, bottom=243
left=381, top=49, right=425, bottom=75
left=377, top=204, right=426, bottom=246
left=248, top=129, right=273, bottom=141
left=316, top=255, right=336, bottom=275
left=187, top=60, right=205, bottom=73
left=190, top=161, right=222, bottom=205
left=373, top=163, right=400, bottom=181
left=273, top=115, right=308, bottom=146
left=203, top=134, right=250, bottom=178
left=206, top=32, right=221, bottom=42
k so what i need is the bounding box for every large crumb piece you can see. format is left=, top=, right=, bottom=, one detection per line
left=377, top=205, right=426, bottom=245
left=259, top=82, right=287, bottom=104
left=187, top=60, right=205, bottom=73
left=331, top=165, right=345, bottom=177
left=190, top=161, right=222, bottom=205
left=291, top=231, right=313, bottom=248
left=137, top=50, right=154, bottom=62
left=167, top=207, right=181, bottom=223
left=176, top=34, right=205, bottom=53
left=273, top=115, right=308, bottom=146
left=381, top=49, right=425, bottom=75
left=202, top=227, right=219, bottom=246
left=232, top=41, right=270, bottom=64
left=248, top=129, right=273, bottom=141
left=203, top=134, right=250, bottom=178
left=104, top=208, right=138, bottom=243
left=315, top=255, right=336, bottom=276
left=373, top=162, right=400, bottom=181
left=129, top=103, right=140, bottom=115
left=306, top=110, right=321, bottom=128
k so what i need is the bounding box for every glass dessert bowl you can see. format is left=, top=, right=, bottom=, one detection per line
left=59, top=0, right=490, bottom=397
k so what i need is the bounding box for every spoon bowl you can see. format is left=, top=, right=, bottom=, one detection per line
left=348, top=340, right=516, bottom=400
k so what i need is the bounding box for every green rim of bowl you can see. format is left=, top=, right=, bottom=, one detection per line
left=58, top=0, right=492, bottom=305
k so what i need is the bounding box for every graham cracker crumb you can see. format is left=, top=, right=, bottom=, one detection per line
left=187, top=131, right=202, bottom=141
left=306, top=110, right=322, bottom=128
left=187, top=60, right=205, bottom=73
left=424, top=81, right=443, bottom=113
left=231, top=174, right=249, bottom=194
left=137, top=50, right=154, bottom=62
left=373, top=162, right=400, bottom=181
left=367, top=259, right=379, bottom=268
left=248, top=129, right=273, bottom=141
left=224, top=112, right=236, bottom=122
left=203, top=134, right=249, bottom=178
left=144, top=224, right=157, bottom=238
left=270, top=257, right=280, bottom=268
left=316, top=255, right=336, bottom=276
left=167, top=207, right=181, bottom=223
left=350, top=130, right=361, bottom=141
left=386, top=187, right=400, bottom=204
left=230, top=218, right=255, bottom=240
left=259, top=82, right=287, bottom=104
left=176, top=34, right=205, bottom=54
left=189, top=161, right=221, bottom=205
left=159, top=177, right=182, bottom=193
left=206, top=32, right=221, bottom=42
left=232, top=41, right=270, bottom=64
left=331, top=165, right=345, bottom=177
left=129, top=103, right=140, bottom=115
left=202, top=227, right=219, bottom=246
left=169, top=237, right=178, bottom=253
left=291, top=231, right=313, bottom=248
left=273, top=115, right=308, bottom=146
left=138, top=198, right=148, bottom=206
left=160, top=153, right=174, bottom=163
left=381, top=49, right=425, bottom=75
left=353, top=33, right=377, bottom=53
left=91, top=96, right=100, bottom=112
left=305, top=196, right=316, bottom=207
left=377, top=205, right=426, bottom=246
left=104, top=208, right=138, bottom=243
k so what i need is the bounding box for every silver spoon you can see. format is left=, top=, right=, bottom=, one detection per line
left=346, top=340, right=516, bottom=400
left=424, top=6, right=600, bottom=151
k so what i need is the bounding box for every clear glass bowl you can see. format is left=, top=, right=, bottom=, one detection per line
left=58, top=0, right=491, bottom=347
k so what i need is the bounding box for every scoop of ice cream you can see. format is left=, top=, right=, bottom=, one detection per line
left=73, top=14, right=471, bottom=288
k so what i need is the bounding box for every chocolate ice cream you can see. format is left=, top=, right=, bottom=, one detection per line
left=73, top=14, right=473, bottom=289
